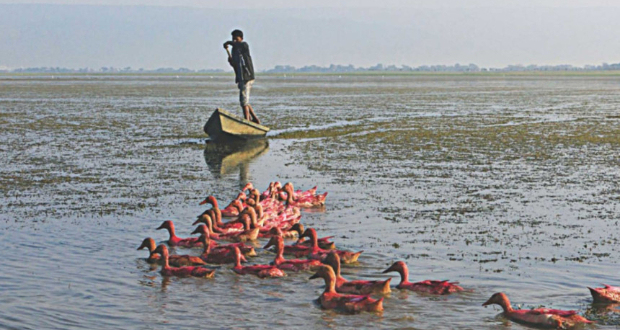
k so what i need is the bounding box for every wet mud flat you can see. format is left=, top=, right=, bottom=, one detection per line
left=1, top=74, right=620, bottom=329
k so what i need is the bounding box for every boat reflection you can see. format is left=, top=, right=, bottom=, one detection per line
left=203, top=139, right=269, bottom=181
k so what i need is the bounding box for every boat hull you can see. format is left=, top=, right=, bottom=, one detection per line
left=204, top=108, right=269, bottom=141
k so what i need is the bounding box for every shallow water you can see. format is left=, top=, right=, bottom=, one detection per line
left=1, top=74, right=620, bottom=329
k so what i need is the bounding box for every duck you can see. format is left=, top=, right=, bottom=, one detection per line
left=382, top=261, right=463, bottom=294
left=216, top=213, right=259, bottom=242
left=263, top=235, right=322, bottom=272
left=196, top=233, right=246, bottom=264
left=291, top=223, right=336, bottom=250
left=258, top=226, right=299, bottom=239
left=221, top=199, right=245, bottom=217
left=190, top=224, right=257, bottom=257
left=309, top=265, right=384, bottom=313
left=152, top=244, right=215, bottom=278
left=156, top=220, right=201, bottom=248
left=589, top=284, right=620, bottom=303
left=194, top=211, right=244, bottom=235
left=283, top=184, right=327, bottom=208
left=230, top=246, right=286, bottom=278
left=324, top=252, right=391, bottom=295
left=137, top=237, right=207, bottom=267
left=198, top=195, right=226, bottom=229
left=282, top=182, right=318, bottom=199
left=299, top=228, right=363, bottom=264
left=483, top=292, right=593, bottom=329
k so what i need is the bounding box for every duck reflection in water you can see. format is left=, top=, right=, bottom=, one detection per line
left=203, top=139, right=269, bottom=183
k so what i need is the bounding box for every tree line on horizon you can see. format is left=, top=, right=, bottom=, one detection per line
left=2, top=62, right=620, bottom=74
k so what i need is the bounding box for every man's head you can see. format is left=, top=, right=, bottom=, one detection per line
left=231, top=29, right=243, bottom=42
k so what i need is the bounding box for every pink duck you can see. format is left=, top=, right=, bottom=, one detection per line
left=153, top=244, right=215, bottom=278
left=196, top=233, right=246, bottom=264
left=310, top=265, right=384, bottom=313
left=190, top=224, right=257, bottom=257
left=263, top=235, right=322, bottom=272
left=138, top=237, right=206, bottom=267
left=382, top=261, right=463, bottom=294
left=299, top=228, right=363, bottom=264
left=230, top=246, right=285, bottom=278
left=324, top=252, right=391, bottom=295
left=198, top=196, right=227, bottom=229
left=216, top=213, right=259, bottom=242
left=258, top=226, right=299, bottom=239
left=483, top=292, right=593, bottom=329
left=283, top=184, right=327, bottom=208
left=282, top=182, right=318, bottom=200
left=156, top=220, right=201, bottom=248
left=589, top=285, right=620, bottom=303
left=291, top=223, right=336, bottom=250
left=220, top=198, right=245, bottom=217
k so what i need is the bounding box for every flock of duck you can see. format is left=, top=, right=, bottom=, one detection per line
left=138, top=181, right=619, bottom=329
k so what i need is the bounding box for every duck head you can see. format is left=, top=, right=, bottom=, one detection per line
left=192, top=213, right=212, bottom=226
left=199, top=195, right=217, bottom=206
left=191, top=224, right=210, bottom=236
left=290, top=223, right=305, bottom=236
left=153, top=244, right=170, bottom=258
left=309, top=265, right=337, bottom=293
left=156, top=220, right=175, bottom=233
left=382, top=261, right=409, bottom=284
left=241, top=182, right=254, bottom=193
left=234, top=192, right=247, bottom=203
left=299, top=228, right=318, bottom=247
left=232, top=199, right=244, bottom=211
left=323, top=251, right=341, bottom=277
left=263, top=235, right=284, bottom=250
left=137, top=237, right=156, bottom=252
left=482, top=292, right=512, bottom=312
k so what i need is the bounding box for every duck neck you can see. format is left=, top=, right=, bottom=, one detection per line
left=399, top=266, right=410, bottom=285
left=323, top=274, right=337, bottom=294
left=234, top=251, right=242, bottom=269
left=167, top=223, right=178, bottom=240
left=201, top=238, right=211, bottom=256
left=499, top=297, right=513, bottom=313
left=331, top=258, right=342, bottom=278
left=285, top=190, right=294, bottom=205
left=211, top=208, right=223, bottom=227
left=308, top=231, right=319, bottom=250
left=274, top=242, right=286, bottom=265
left=161, top=250, right=170, bottom=270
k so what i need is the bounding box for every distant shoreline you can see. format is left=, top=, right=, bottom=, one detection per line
left=2, top=71, right=620, bottom=77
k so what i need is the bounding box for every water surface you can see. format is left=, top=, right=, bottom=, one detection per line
left=1, top=74, right=619, bottom=329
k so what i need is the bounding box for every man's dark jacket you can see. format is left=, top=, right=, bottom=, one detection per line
left=231, top=41, right=255, bottom=83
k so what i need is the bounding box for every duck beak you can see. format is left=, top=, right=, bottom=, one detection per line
left=381, top=267, right=393, bottom=274
left=137, top=244, right=145, bottom=250
left=156, top=224, right=165, bottom=230
left=263, top=242, right=272, bottom=249
left=192, top=218, right=201, bottom=226
left=309, top=272, right=320, bottom=280
left=199, top=199, right=208, bottom=205
left=482, top=298, right=492, bottom=306
left=190, top=227, right=200, bottom=235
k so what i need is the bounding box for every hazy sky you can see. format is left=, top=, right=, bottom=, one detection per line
left=1, top=0, right=619, bottom=70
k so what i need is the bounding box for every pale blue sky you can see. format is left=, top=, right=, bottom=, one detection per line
left=1, top=0, right=619, bottom=70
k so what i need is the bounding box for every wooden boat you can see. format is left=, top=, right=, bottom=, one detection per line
left=204, top=139, right=269, bottom=177
left=204, top=108, right=270, bottom=141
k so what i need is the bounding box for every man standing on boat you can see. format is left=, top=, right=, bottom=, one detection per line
left=223, top=29, right=260, bottom=124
